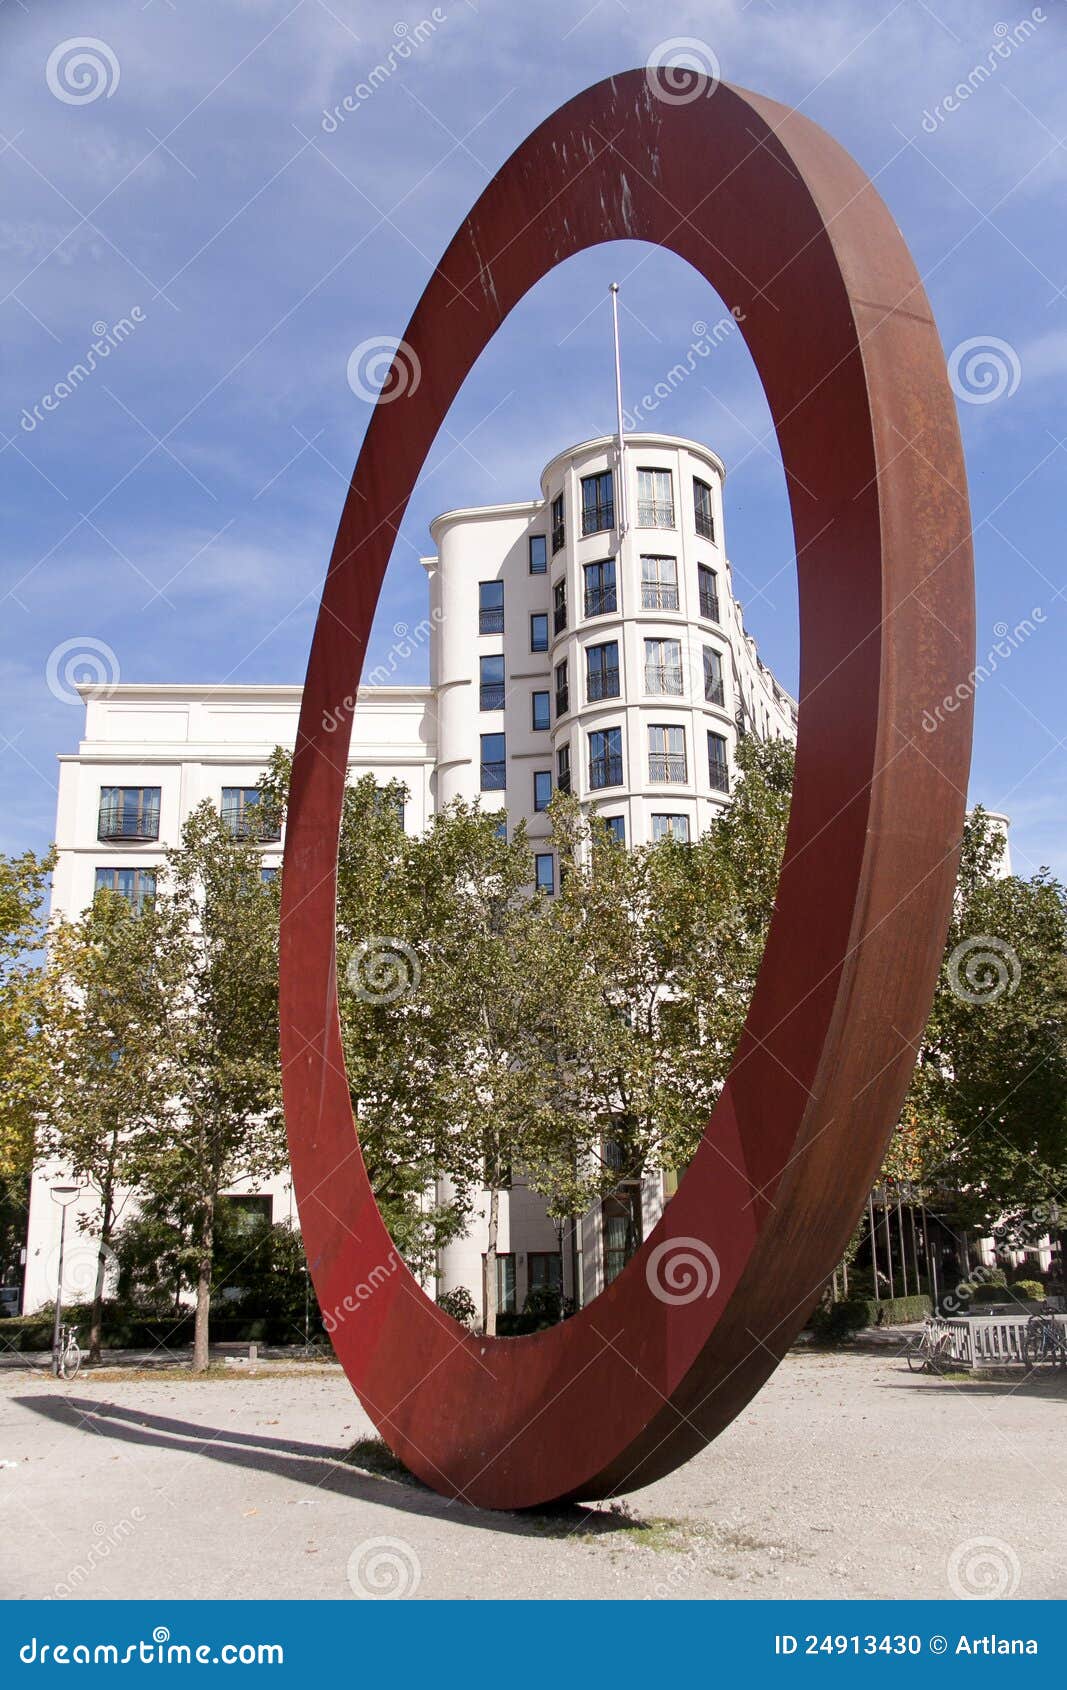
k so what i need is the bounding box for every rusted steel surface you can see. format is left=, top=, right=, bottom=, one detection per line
left=279, top=70, right=974, bottom=1510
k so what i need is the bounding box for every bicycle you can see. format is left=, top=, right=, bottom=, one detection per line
left=54, top=1323, right=82, bottom=1381
left=905, top=1317, right=954, bottom=1374
left=1022, top=1308, right=1067, bottom=1370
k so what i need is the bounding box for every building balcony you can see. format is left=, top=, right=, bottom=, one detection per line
left=587, top=669, right=620, bottom=702
left=584, top=588, right=617, bottom=618
left=695, top=510, right=715, bottom=541
left=648, top=754, right=688, bottom=784
left=220, top=805, right=281, bottom=842
left=637, top=500, right=675, bottom=529
left=641, top=585, right=680, bottom=612
left=645, top=665, right=684, bottom=696
left=97, top=804, right=160, bottom=842
left=479, top=607, right=505, bottom=635
left=699, top=588, right=720, bottom=622
left=589, top=756, right=623, bottom=790
left=581, top=501, right=614, bottom=536
left=704, top=678, right=725, bottom=707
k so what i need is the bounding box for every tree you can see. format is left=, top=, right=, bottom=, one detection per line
left=39, top=891, right=178, bottom=1359
left=0, top=848, right=56, bottom=1188
left=0, top=849, right=57, bottom=1299
left=132, top=803, right=286, bottom=1370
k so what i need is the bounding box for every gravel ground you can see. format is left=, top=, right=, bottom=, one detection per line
left=1, top=1350, right=1063, bottom=1601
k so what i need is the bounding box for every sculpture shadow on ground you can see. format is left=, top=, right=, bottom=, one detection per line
left=14, top=1393, right=643, bottom=1537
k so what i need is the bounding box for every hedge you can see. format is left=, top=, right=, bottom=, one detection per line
left=810, top=1292, right=932, bottom=1342
left=0, top=1312, right=322, bottom=1353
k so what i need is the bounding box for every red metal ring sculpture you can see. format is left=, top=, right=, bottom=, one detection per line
left=280, top=70, right=974, bottom=1510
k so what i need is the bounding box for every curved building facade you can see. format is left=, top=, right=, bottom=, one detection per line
left=426, top=433, right=796, bottom=879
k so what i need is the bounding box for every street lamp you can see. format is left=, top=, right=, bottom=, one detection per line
left=50, top=1184, right=80, bottom=1377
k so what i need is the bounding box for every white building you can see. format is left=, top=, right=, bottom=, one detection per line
left=25, top=432, right=797, bottom=1324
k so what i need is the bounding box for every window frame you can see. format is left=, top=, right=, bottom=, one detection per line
left=580, top=469, right=615, bottom=536
left=533, top=770, right=552, bottom=812
left=528, top=533, right=547, bottom=575
left=97, top=784, right=161, bottom=842
left=585, top=639, right=621, bottom=702
left=583, top=557, right=618, bottom=618
left=588, top=725, right=624, bottom=790
left=551, top=491, right=565, bottom=554
left=644, top=636, right=683, bottom=695
left=479, top=732, right=507, bottom=792
left=708, top=730, right=730, bottom=794
left=479, top=652, right=505, bottom=711
left=640, top=553, right=680, bottom=612
left=531, top=689, right=551, bottom=731
left=530, top=612, right=549, bottom=653
left=648, top=724, right=687, bottom=785
left=534, top=851, right=555, bottom=895
left=636, top=466, right=675, bottom=529
left=478, top=578, right=505, bottom=634
left=693, top=476, right=715, bottom=542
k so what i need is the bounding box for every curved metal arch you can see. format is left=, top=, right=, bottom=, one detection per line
left=279, top=71, right=973, bottom=1511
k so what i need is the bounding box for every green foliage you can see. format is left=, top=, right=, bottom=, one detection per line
left=0, top=847, right=56, bottom=1187
left=436, top=1286, right=476, bottom=1327
left=811, top=1291, right=932, bottom=1341
left=1012, top=1279, right=1046, bottom=1302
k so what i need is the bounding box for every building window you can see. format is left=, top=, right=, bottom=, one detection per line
left=479, top=579, right=504, bottom=634
left=535, top=852, right=555, bottom=895
left=551, top=491, right=565, bottom=554
left=640, top=554, right=679, bottom=611
left=94, top=866, right=156, bottom=913
left=529, top=533, right=547, bottom=574
left=589, top=727, right=623, bottom=790
left=602, top=1188, right=642, bottom=1284
left=580, top=469, right=614, bottom=535
left=556, top=742, right=571, bottom=794
left=648, top=725, right=687, bottom=784
left=636, top=466, right=674, bottom=528
left=555, top=659, right=569, bottom=718
left=603, top=814, right=626, bottom=845
left=480, top=732, right=506, bottom=791
left=708, top=731, right=730, bottom=793
left=528, top=1251, right=563, bottom=1295
left=644, top=637, right=683, bottom=695
left=532, top=690, right=551, bottom=731
left=703, top=646, right=725, bottom=706
left=97, top=785, right=161, bottom=842
left=494, top=818, right=508, bottom=841
left=221, top=788, right=280, bottom=841
left=651, top=814, right=690, bottom=842
left=530, top=612, right=549, bottom=652
left=483, top=1252, right=516, bottom=1318
left=553, top=578, right=567, bottom=635
left=534, top=770, right=552, bottom=812
left=260, top=867, right=278, bottom=884
left=693, top=476, right=715, bottom=541
left=373, top=788, right=405, bottom=830
left=583, top=558, right=617, bottom=618
left=698, top=563, right=720, bottom=622
left=586, top=640, right=620, bottom=702
left=479, top=653, right=505, bottom=711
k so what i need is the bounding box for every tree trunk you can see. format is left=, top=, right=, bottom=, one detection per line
left=89, top=1139, right=120, bottom=1364
left=192, top=1192, right=214, bottom=1372
left=484, top=1183, right=499, bottom=1338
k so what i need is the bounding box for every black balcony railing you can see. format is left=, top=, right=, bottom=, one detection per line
left=694, top=510, right=715, bottom=541
left=479, top=606, right=505, bottom=635
left=645, top=664, right=684, bottom=696
left=589, top=755, right=623, bottom=789
left=704, top=677, right=725, bottom=707
left=554, top=603, right=567, bottom=635
left=699, top=587, right=720, bottom=622
left=97, top=804, right=160, bottom=842
left=641, top=584, right=679, bottom=611
left=557, top=768, right=571, bottom=794
left=709, top=754, right=730, bottom=793
left=480, top=761, right=506, bottom=792
left=581, top=499, right=614, bottom=535
left=637, top=499, right=675, bottom=528
left=584, top=586, right=617, bottom=617
left=555, top=686, right=569, bottom=717
left=220, top=805, right=281, bottom=842
left=587, top=668, right=620, bottom=702
left=551, top=520, right=565, bottom=554
left=648, top=754, right=687, bottom=784
left=480, top=682, right=505, bottom=710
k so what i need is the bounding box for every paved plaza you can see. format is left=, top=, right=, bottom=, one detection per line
left=2, top=1350, right=1063, bottom=1601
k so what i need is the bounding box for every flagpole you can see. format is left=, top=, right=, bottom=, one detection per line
left=609, top=282, right=627, bottom=536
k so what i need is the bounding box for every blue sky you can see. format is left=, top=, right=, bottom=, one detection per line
left=2, top=0, right=1065, bottom=877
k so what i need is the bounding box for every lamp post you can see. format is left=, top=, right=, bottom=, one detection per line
left=50, top=1184, right=80, bottom=1376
